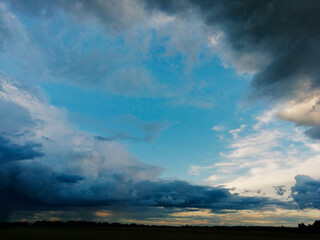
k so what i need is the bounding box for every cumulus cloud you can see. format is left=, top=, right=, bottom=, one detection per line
left=277, top=96, right=320, bottom=126
left=277, top=96, right=320, bottom=139
left=292, top=175, right=320, bottom=209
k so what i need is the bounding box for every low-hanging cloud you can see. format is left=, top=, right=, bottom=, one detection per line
left=292, top=175, right=320, bottom=209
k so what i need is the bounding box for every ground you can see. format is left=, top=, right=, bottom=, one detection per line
left=1, top=226, right=320, bottom=240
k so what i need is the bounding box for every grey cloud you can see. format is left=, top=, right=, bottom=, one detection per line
left=0, top=3, right=27, bottom=50
left=146, top=0, right=320, bottom=96
left=6, top=0, right=146, bottom=31
left=132, top=180, right=287, bottom=211
left=102, top=68, right=168, bottom=97
left=2, top=0, right=169, bottom=98
left=0, top=161, right=289, bottom=220
left=35, top=31, right=163, bottom=97
left=273, top=185, right=286, bottom=196
left=291, top=175, right=320, bottom=209
left=95, top=134, right=143, bottom=142
left=4, top=0, right=320, bottom=100
left=54, top=173, right=85, bottom=184
left=141, top=121, right=171, bottom=141
left=250, top=38, right=320, bottom=100
left=95, top=119, right=171, bottom=142
left=0, top=8, right=14, bottom=50
left=0, top=96, right=35, bottom=133
left=144, top=0, right=320, bottom=138
left=304, top=126, right=320, bottom=140
left=0, top=135, right=43, bottom=162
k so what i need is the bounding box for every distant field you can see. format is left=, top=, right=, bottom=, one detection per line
left=1, top=227, right=320, bottom=240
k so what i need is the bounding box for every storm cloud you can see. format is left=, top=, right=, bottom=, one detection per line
left=144, top=0, right=320, bottom=138
left=145, top=0, right=320, bottom=95
left=0, top=135, right=43, bottom=162
left=292, top=175, right=320, bottom=209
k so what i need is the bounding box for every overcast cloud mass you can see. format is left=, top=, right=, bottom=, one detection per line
left=0, top=0, right=320, bottom=226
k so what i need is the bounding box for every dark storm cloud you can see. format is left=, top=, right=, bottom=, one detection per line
left=132, top=180, right=287, bottom=211
left=144, top=0, right=320, bottom=138
left=0, top=135, right=43, bottom=162
left=54, top=173, right=85, bottom=184
left=146, top=0, right=320, bottom=98
left=0, top=162, right=289, bottom=219
left=251, top=38, right=320, bottom=100
left=291, top=175, right=320, bottom=209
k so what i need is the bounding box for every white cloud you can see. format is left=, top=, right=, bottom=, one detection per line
left=208, top=32, right=223, bottom=47
left=229, top=124, right=246, bottom=138
left=211, top=125, right=224, bottom=131
left=194, top=109, right=320, bottom=199
left=254, top=108, right=278, bottom=130
left=278, top=95, right=320, bottom=126
left=188, top=164, right=215, bottom=176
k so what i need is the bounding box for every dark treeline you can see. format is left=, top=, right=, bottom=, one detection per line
left=1, top=220, right=320, bottom=233
left=298, top=220, right=320, bottom=233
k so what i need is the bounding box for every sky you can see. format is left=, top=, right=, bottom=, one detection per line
left=0, top=0, right=320, bottom=226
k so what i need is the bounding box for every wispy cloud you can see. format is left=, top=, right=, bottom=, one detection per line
left=229, top=124, right=246, bottom=138
left=194, top=109, right=320, bottom=202
left=211, top=125, right=224, bottom=132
